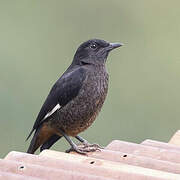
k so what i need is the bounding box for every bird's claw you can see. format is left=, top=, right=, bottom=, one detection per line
left=82, top=143, right=104, bottom=149
left=66, top=143, right=102, bottom=154
left=65, top=146, right=87, bottom=154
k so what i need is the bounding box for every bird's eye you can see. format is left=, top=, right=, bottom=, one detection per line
left=90, top=44, right=97, bottom=49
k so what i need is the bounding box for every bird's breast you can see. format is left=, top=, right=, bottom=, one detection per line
left=53, top=65, right=109, bottom=136
left=81, top=66, right=109, bottom=104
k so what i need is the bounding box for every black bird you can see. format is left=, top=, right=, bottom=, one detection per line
left=26, top=39, right=123, bottom=154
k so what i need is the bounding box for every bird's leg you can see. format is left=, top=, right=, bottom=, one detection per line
left=75, top=135, right=104, bottom=149
left=58, top=129, right=87, bottom=154
left=64, top=135, right=86, bottom=154
left=56, top=112, right=86, bottom=154
left=75, top=135, right=89, bottom=144
left=57, top=114, right=102, bottom=154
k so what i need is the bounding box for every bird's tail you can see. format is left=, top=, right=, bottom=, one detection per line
left=27, top=123, right=56, bottom=154
left=27, top=129, right=40, bottom=154
left=40, top=134, right=62, bottom=152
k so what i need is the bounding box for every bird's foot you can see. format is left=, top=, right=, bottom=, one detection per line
left=66, top=143, right=102, bottom=154
left=82, top=142, right=104, bottom=149
left=75, top=136, right=104, bottom=149
left=65, top=145, right=87, bottom=154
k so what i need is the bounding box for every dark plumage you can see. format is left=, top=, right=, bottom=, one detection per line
left=26, top=39, right=123, bottom=154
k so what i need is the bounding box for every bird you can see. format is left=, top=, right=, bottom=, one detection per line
left=26, top=39, right=123, bottom=154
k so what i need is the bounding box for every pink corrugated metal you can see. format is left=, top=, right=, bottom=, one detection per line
left=1, top=131, right=180, bottom=180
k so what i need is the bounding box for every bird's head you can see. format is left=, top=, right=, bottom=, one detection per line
left=73, top=39, right=123, bottom=66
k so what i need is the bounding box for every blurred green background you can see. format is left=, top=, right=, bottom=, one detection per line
left=0, top=0, right=180, bottom=157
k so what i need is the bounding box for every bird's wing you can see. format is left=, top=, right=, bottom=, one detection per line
left=26, top=67, right=86, bottom=140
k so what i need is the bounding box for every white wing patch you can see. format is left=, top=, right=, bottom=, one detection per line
left=43, top=103, right=61, bottom=120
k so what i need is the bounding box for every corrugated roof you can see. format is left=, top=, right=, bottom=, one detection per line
left=1, top=130, right=180, bottom=179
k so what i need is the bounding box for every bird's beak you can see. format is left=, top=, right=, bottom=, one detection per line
left=109, top=42, right=124, bottom=50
